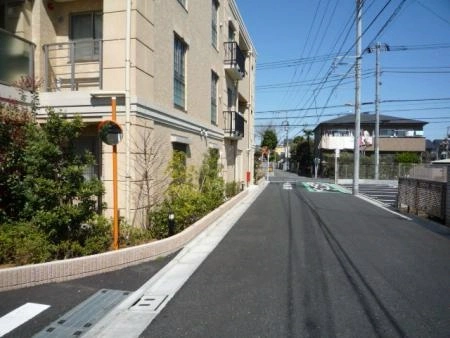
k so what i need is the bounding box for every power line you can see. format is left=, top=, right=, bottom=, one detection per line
left=416, top=0, right=450, bottom=26
left=255, top=98, right=450, bottom=114
left=255, top=107, right=450, bottom=120
left=255, top=120, right=450, bottom=128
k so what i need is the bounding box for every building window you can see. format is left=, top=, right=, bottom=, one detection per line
left=228, top=22, right=236, bottom=42
left=211, top=71, right=218, bottom=125
left=70, top=11, right=102, bottom=61
left=211, top=0, right=219, bottom=48
left=172, top=142, right=189, bottom=168
left=174, top=34, right=187, bottom=109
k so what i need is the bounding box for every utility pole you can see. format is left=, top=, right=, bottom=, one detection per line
left=282, top=120, right=289, bottom=171
left=353, top=0, right=362, bottom=195
left=367, top=42, right=390, bottom=180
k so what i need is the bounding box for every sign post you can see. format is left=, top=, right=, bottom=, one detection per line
left=334, top=148, right=340, bottom=184
left=98, top=98, right=123, bottom=250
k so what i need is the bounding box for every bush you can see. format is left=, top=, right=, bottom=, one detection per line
left=0, top=215, right=113, bottom=264
left=225, top=181, right=239, bottom=198
left=0, top=222, right=52, bottom=265
left=120, top=221, right=154, bottom=247
left=148, top=149, right=227, bottom=239
left=395, top=152, right=420, bottom=164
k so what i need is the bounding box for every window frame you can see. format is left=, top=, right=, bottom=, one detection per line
left=211, top=0, right=219, bottom=48
left=211, top=70, right=219, bottom=125
left=69, top=11, right=102, bottom=62
left=173, top=33, right=187, bottom=110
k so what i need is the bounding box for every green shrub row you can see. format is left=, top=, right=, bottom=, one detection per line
left=0, top=85, right=241, bottom=266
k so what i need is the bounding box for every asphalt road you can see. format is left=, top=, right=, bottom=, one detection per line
left=144, top=174, right=450, bottom=337
left=0, top=252, right=177, bottom=337
left=1, top=172, right=449, bottom=337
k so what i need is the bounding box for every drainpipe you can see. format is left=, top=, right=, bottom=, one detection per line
left=247, top=50, right=253, bottom=186
left=125, top=0, right=132, bottom=220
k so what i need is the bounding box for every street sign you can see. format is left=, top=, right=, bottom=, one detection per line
left=98, top=120, right=123, bottom=146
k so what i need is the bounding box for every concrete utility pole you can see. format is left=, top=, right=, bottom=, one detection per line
left=282, top=120, right=289, bottom=171
left=353, top=0, right=362, bottom=195
left=367, top=42, right=390, bottom=180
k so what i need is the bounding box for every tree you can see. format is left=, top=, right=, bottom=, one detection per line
left=289, top=136, right=305, bottom=172
left=292, top=130, right=314, bottom=176
left=261, top=129, right=278, bottom=150
left=1, top=84, right=108, bottom=262
left=19, top=111, right=104, bottom=242
left=131, top=127, right=168, bottom=228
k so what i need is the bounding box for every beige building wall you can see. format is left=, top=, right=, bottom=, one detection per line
left=4, top=0, right=256, bottom=227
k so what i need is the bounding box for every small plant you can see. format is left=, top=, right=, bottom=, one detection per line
left=225, top=181, right=240, bottom=198
left=395, top=152, right=420, bottom=164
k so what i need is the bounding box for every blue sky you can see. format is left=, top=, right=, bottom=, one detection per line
left=236, top=0, right=450, bottom=143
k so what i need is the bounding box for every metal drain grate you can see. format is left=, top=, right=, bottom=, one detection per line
left=33, top=289, right=130, bottom=337
left=130, top=295, right=168, bottom=312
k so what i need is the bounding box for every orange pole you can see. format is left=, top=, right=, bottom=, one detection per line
left=112, top=97, right=119, bottom=250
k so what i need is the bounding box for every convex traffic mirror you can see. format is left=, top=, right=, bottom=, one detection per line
left=98, top=120, right=123, bottom=146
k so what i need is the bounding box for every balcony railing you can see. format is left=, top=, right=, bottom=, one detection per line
left=224, top=111, right=245, bottom=140
left=42, top=39, right=103, bottom=92
left=224, top=41, right=245, bottom=80
left=0, top=28, right=35, bottom=85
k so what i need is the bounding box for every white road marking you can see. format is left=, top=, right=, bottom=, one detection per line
left=0, top=303, right=50, bottom=337
left=283, top=183, right=293, bottom=190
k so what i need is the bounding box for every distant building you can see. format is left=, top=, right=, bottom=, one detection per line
left=314, top=113, right=427, bottom=157
left=0, top=0, right=256, bottom=225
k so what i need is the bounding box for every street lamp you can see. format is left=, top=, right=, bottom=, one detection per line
left=168, top=211, right=175, bottom=236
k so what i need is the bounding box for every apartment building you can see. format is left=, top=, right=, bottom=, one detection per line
left=314, top=113, right=427, bottom=156
left=0, top=0, right=256, bottom=226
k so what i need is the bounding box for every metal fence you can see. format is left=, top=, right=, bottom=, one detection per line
left=323, top=163, right=417, bottom=180
left=42, top=39, right=103, bottom=91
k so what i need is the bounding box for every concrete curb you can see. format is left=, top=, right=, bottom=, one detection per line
left=0, top=187, right=256, bottom=292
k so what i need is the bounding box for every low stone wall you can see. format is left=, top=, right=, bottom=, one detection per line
left=0, top=189, right=249, bottom=292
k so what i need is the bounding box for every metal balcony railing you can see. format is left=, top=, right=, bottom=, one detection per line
left=0, top=28, right=35, bottom=85
left=42, top=39, right=103, bottom=92
left=224, top=41, right=245, bottom=80
left=224, top=111, right=245, bottom=140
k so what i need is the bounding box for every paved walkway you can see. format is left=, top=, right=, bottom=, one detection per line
left=84, top=182, right=268, bottom=337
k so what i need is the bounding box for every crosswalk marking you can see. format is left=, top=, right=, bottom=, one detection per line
left=283, top=182, right=293, bottom=190
left=0, top=303, right=50, bottom=337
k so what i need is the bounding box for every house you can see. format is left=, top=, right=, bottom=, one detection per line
left=314, top=112, right=427, bottom=157
left=0, top=0, right=256, bottom=226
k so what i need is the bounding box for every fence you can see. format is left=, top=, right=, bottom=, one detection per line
left=397, top=165, right=449, bottom=226
left=42, top=39, right=103, bottom=92
left=321, top=163, right=417, bottom=180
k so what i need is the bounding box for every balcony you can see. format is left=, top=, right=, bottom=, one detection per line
left=224, top=42, right=245, bottom=80
left=42, top=39, right=103, bottom=92
left=0, top=28, right=35, bottom=86
left=319, top=134, right=426, bottom=152
left=224, top=111, right=245, bottom=140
